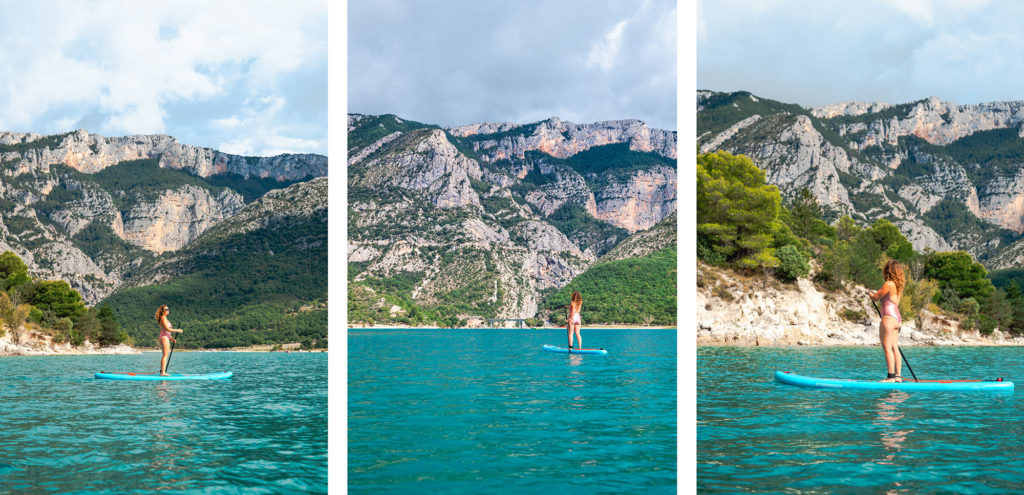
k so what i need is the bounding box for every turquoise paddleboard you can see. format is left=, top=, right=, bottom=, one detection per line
left=95, top=371, right=233, bottom=381
left=543, top=345, right=607, bottom=355
left=775, top=371, right=1012, bottom=392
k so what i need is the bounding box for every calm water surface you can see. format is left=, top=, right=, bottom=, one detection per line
left=349, top=328, right=677, bottom=494
left=0, top=351, right=327, bottom=494
left=698, top=346, right=1024, bottom=493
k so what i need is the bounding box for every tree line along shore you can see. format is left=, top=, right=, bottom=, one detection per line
left=1, top=251, right=126, bottom=351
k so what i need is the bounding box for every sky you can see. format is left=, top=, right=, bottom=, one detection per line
left=698, top=0, right=1024, bottom=108
left=348, top=0, right=677, bottom=131
left=0, top=0, right=326, bottom=157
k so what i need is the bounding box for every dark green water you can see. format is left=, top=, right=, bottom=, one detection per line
left=0, top=351, right=327, bottom=493
left=349, top=328, right=677, bottom=494
left=698, top=346, right=1024, bottom=493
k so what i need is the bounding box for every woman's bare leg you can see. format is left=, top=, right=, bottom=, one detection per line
left=887, top=318, right=902, bottom=380
left=160, top=337, right=171, bottom=375
left=572, top=323, right=582, bottom=348
left=879, top=317, right=900, bottom=381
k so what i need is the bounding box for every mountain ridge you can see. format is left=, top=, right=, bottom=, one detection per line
left=697, top=90, right=1024, bottom=268
left=348, top=113, right=677, bottom=326
left=1, top=130, right=327, bottom=304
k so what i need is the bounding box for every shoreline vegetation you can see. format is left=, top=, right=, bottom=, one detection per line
left=2, top=250, right=129, bottom=352
left=697, top=149, right=1024, bottom=347
left=0, top=334, right=326, bottom=356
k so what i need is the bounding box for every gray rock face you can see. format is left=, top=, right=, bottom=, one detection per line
left=514, top=220, right=582, bottom=255
left=48, top=183, right=124, bottom=237
left=1, top=129, right=327, bottom=304
left=116, top=177, right=326, bottom=292
left=457, top=117, right=677, bottom=161
left=814, top=97, right=1024, bottom=148
left=122, top=186, right=245, bottom=253
left=810, top=101, right=894, bottom=118
left=594, top=165, right=677, bottom=232
left=524, top=169, right=596, bottom=217
left=600, top=211, right=676, bottom=263
left=355, top=129, right=483, bottom=209
left=0, top=129, right=326, bottom=180
left=348, top=114, right=677, bottom=321
left=706, top=113, right=856, bottom=214
left=699, top=90, right=1024, bottom=262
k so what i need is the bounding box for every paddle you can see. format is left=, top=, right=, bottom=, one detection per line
left=566, top=305, right=572, bottom=353
left=869, top=298, right=918, bottom=382
left=164, top=337, right=176, bottom=373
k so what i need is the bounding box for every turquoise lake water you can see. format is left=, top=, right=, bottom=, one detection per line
left=698, top=346, right=1024, bottom=493
left=349, top=328, right=677, bottom=494
left=0, top=351, right=327, bottom=494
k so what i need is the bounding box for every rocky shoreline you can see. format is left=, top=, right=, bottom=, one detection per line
left=0, top=334, right=328, bottom=356
left=0, top=334, right=140, bottom=356
left=697, top=262, right=1024, bottom=347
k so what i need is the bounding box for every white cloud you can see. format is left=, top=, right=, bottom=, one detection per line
left=0, top=0, right=326, bottom=155
left=698, top=0, right=1024, bottom=107
left=880, top=0, right=934, bottom=26
left=349, top=0, right=676, bottom=131
left=587, top=20, right=627, bottom=71
left=212, top=116, right=242, bottom=129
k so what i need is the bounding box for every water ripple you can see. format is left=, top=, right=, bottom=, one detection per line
left=350, top=329, right=676, bottom=494
left=699, top=346, right=1024, bottom=493
left=0, top=352, right=326, bottom=494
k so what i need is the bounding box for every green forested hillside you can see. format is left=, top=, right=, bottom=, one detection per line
left=347, top=114, right=677, bottom=328
left=542, top=246, right=677, bottom=326
left=102, top=181, right=327, bottom=349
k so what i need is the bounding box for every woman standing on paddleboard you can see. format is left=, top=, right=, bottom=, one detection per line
left=869, top=261, right=904, bottom=382
left=156, top=305, right=183, bottom=376
left=567, top=291, right=583, bottom=349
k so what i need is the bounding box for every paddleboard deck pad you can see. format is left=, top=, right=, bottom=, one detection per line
left=775, top=371, right=1012, bottom=391
left=95, top=371, right=233, bottom=381
left=543, top=345, right=607, bottom=355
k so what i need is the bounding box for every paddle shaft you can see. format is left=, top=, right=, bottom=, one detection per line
left=870, top=298, right=918, bottom=381
left=165, top=338, right=176, bottom=373
left=566, top=305, right=572, bottom=351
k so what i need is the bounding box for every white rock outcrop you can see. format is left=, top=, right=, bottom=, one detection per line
left=0, top=129, right=326, bottom=180
left=459, top=117, right=677, bottom=161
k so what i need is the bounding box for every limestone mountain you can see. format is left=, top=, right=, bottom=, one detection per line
left=697, top=90, right=1024, bottom=268
left=348, top=113, right=677, bottom=325
left=102, top=178, right=327, bottom=348
left=0, top=129, right=327, bottom=345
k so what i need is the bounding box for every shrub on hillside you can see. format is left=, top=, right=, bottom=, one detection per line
left=775, top=245, right=809, bottom=282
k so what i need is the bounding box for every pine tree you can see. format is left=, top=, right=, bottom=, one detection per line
left=697, top=150, right=785, bottom=272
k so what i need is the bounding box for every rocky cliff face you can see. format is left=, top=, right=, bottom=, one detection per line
left=0, top=130, right=328, bottom=303
left=119, top=177, right=327, bottom=291
left=449, top=117, right=678, bottom=161
left=0, top=129, right=326, bottom=180
left=121, top=186, right=245, bottom=253
left=813, top=97, right=1024, bottom=148
left=353, top=129, right=483, bottom=209
left=698, top=91, right=1024, bottom=266
left=594, top=165, right=677, bottom=232
left=348, top=114, right=677, bottom=322
left=600, top=211, right=676, bottom=263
